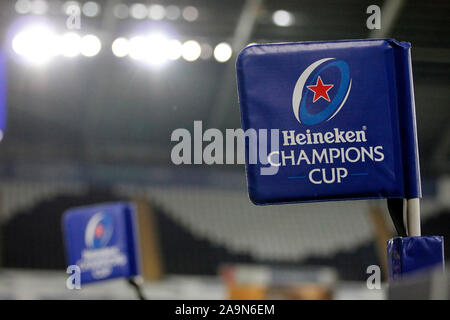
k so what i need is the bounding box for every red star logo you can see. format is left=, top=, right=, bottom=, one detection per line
left=306, top=76, right=334, bottom=103
left=94, top=224, right=104, bottom=238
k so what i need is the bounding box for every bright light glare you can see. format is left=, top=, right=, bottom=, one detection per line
left=82, top=1, right=100, bottom=17
left=182, top=40, right=201, bottom=61
left=146, top=34, right=170, bottom=66
left=60, top=32, right=82, bottom=57
left=149, top=4, right=165, bottom=20
left=112, top=38, right=130, bottom=58
left=113, top=3, right=128, bottom=19
left=15, top=0, right=32, bottom=14
left=130, top=3, right=147, bottom=19
left=129, top=34, right=177, bottom=66
left=182, top=6, right=198, bottom=22
left=129, top=36, right=147, bottom=60
left=166, top=40, right=182, bottom=60
left=80, top=34, right=101, bottom=57
left=12, top=26, right=59, bottom=65
left=63, top=1, right=80, bottom=15
left=272, top=10, right=294, bottom=27
left=214, top=42, right=232, bottom=62
left=30, top=0, right=48, bottom=15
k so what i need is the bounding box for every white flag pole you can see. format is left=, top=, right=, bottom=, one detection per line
left=406, top=198, right=421, bottom=236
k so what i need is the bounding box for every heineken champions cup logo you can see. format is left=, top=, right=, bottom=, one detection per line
left=292, top=58, right=352, bottom=125
left=272, top=57, right=386, bottom=185
left=77, top=212, right=127, bottom=279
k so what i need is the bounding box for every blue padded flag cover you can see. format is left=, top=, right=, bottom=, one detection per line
left=236, top=39, right=421, bottom=205
left=387, top=236, right=444, bottom=281
left=63, top=202, right=141, bottom=284
left=0, top=47, right=7, bottom=137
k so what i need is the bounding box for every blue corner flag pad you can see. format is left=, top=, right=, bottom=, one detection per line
left=236, top=39, right=421, bottom=205
left=0, top=47, right=7, bottom=138
left=63, top=202, right=141, bottom=284
left=387, top=236, right=444, bottom=281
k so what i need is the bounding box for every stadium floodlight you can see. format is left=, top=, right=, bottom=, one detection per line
left=15, top=0, right=32, bottom=14
left=130, top=3, right=147, bottom=20
left=113, top=3, right=128, bottom=19
left=60, top=32, right=82, bottom=57
left=214, top=42, right=232, bottom=63
left=82, top=1, right=100, bottom=17
left=128, top=33, right=180, bottom=66
left=129, top=36, right=148, bottom=60
left=12, top=25, right=59, bottom=65
left=272, top=10, right=294, bottom=27
left=112, top=37, right=130, bottom=58
left=145, top=33, right=170, bottom=66
left=80, top=34, right=101, bottom=57
left=182, top=6, right=198, bottom=22
left=30, top=0, right=48, bottom=15
left=182, top=40, right=201, bottom=62
left=63, top=1, right=81, bottom=15
left=166, top=39, right=182, bottom=61
left=149, top=4, right=165, bottom=20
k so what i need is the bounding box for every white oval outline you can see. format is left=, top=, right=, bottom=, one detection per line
left=85, top=212, right=113, bottom=248
left=327, top=79, right=352, bottom=121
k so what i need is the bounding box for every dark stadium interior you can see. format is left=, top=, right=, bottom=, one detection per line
left=0, top=1, right=448, bottom=176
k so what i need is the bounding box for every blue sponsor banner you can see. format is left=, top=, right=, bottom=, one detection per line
left=63, top=202, right=141, bottom=284
left=0, top=47, right=7, bottom=137
left=236, top=39, right=421, bottom=205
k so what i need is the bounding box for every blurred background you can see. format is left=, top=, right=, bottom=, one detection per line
left=0, top=0, right=449, bottom=299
